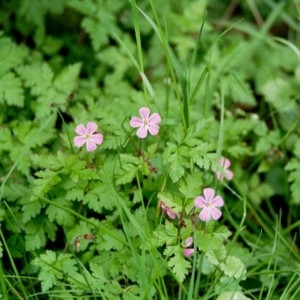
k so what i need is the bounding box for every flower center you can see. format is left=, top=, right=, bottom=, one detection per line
left=143, top=119, right=149, bottom=126
left=86, top=134, right=91, bottom=140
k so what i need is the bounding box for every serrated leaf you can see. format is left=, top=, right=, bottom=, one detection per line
left=163, top=143, right=186, bottom=182
left=157, top=191, right=182, bottom=215
left=153, top=221, right=178, bottom=247
left=217, top=291, right=251, bottom=300
left=195, top=230, right=223, bottom=252
left=32, top=170, right=61, bottom=198
left=115, top=154, right=141, bottom=185
left=46, top=198, right=75, bottom=226
left=25, top=227, right=47, bottom=251
left=285, top=158, right=300, bottom=204
left=22, top=200, right=42, bottom=223
left=220, top=256, right=246, bottom=280
left=206, top=245, right=227, bottom=266
left=98, top=230, right=125, bottom=251
left=17, top=62, right=53, bottom=91
left=0, top=37, right=27, bottom=76
left=167, top=245, right=191, bottom=282
left=53, top=63, right=81, bottom=100
left=0, top=72, right=24, bottom=106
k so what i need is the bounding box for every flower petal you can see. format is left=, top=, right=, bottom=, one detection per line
left=210, top=207, right=222, bottom=220
left=149, top=113, right=161, bottom=125
left=216, top=171, right=224, bottom=181
left=184, top=237, right=193, bottom=247
left=130, top=117, right=143, bottom=128
left=194, top=196, right=206, bottom=208
left=86, top=139, right=97, bottom=152
left=147, top=123, right=160, bottom=136
left=137, top=125, right=148, bottom=138
left=183, top=248, right=194, bottom=257
left=75, top=124, right=87, bottom=135
left=203, top=188, right=215, bottom=202
left=166, top=209, right=177, bottom=219
left=225, top=170, right=234, bottom=180
left=211, top=195, right=224, bottom=207
left=86, top=122, right=97, bottom=134
left=139, top=107, right=150, bottom=119
left=199, top=208, right=212, bottom=221
left=91, top=133, right=103, bottom=145
left=74, top=136, right=86, bottom=147
left=220, top=157, right=231, bottom=168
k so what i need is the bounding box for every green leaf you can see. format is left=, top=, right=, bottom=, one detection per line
left=98, top=229, right=125, bottom=251
left=163, top=143, right=186, bottom=182
left=206, top=245, right=227, bottom=266
left=0, top=72, right=24, bottom=106
left=0, top=37, right=27, bottom=76
left=46, top=197, right=75, bottom=226
left=217, top=291, right=251, bottom=300
left=219, top=256, right=247, bottom=280
left=22, top=200, right=42, bottom=223
left=53, top=63, right=82, bottom=102
left=115, top=154, right=141, bottom=185
left=285, top=158, right=300, bottom=204
left=195, top=230, right=223, bottom=252
left=153, top=221, right=178, bottom=247
left=31, top=170, right=61, bottom=199
left=167, top=245, right=191, bottom=282
left=34, top=250, right=78, bottom=292
left=157, top=191, right=182, bottom=215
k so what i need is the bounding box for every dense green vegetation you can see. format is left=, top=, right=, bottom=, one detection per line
left=0, top=0, right=300, bottom=299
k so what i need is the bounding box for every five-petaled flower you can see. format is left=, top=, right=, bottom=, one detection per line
left=130, top=107, right=161, bottom=138
left=183, top=237, right=194, bottom=257
left=216, top=157, right=233, bottom=181
left=194, top=188, right=224, bottom=221
left=74, top=122, right=103, bottom=152
left=160, top=201, right=178, bottom=219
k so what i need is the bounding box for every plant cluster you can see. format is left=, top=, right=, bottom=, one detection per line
left=0, top=0, right=300, bottom=299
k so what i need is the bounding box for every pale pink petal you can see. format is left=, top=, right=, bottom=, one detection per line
left=199, top=208, right=211, bottom=221
left=74, top=136, right=87, bottom=147
left=147, top=123, right=160, bottom=136
left=160, top=202, right=167, bottom=210
left=75, top=124, right=87, bottom=135
left=86, top=122, right=97, bottom=134
left=139, top=107, right=150, bottom=119
left=184, top=237, right=193, bottom=247
left=226, top=170, right=234, bottom=180
left=194, top=196, right=206, bottom=208
left=130, top=117, right=143, bottom=128
left=203, top=188, right=215, bottom=202
left=166, top=209, right=177, bottom=219
left=184, top=248, right=194, bottom=257
left=211, top=195, right=224, bottom=207
left=149, top=113, right=161, bottom=125
left=91, top=133, right=103, bottom=145
left=220, top=157, right=231, bottom=169
left=210, top=207, right=222, bottom=220
left=86, top=139, right=97, bottom=152
left=137, top=126, right=148, bottom=138
left=216, top=171, right=223, bottom=181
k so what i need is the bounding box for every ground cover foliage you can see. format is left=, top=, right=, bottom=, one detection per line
left=0, top=0, right=300, bottom=299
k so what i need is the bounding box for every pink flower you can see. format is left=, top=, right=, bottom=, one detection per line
left=130, top=107, right=161, bottom=138
left=183, top=237, right=194, bottom=257
left=216, top=157, right=233, bottom=181
left=74, top=122, right=103, bottom=152
left=194, top=188, right=224, bottom=221
left=160, top=202, right=178, bottom=219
